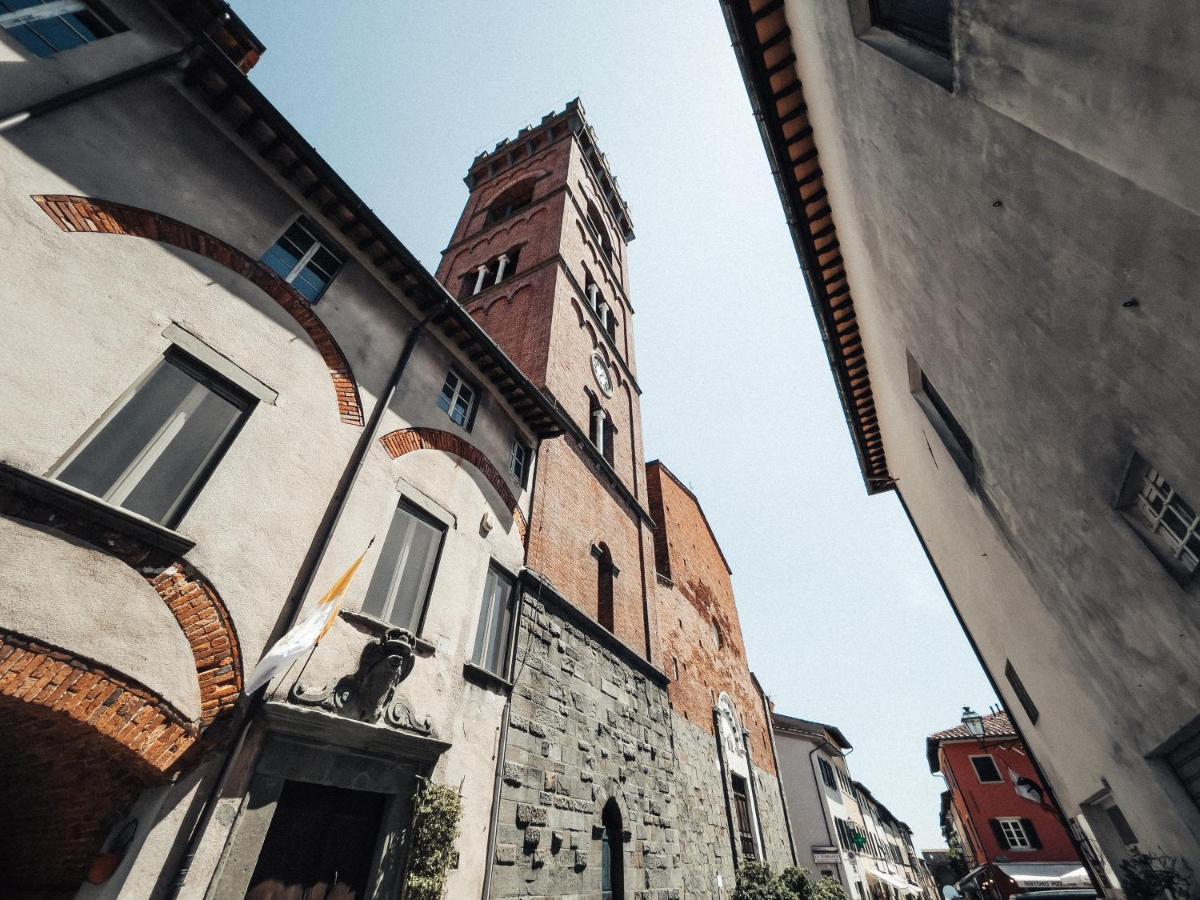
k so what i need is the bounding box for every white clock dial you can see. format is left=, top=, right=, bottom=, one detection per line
left=592, top=352, right=613, bottom=397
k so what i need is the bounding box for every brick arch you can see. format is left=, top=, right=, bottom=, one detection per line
left=0, top=494, right=245, bottom=732
left=0, top=630, right=197, bottom=891
left=32, top=194, right=364, bottom=426
left=379, top=427, right=527, bottom=541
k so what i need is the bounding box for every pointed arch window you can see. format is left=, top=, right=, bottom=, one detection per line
left=587, top=392, right=616, bottom=465
left=484, top=179, right=535, bottom=227
left=585, top=199, right=615, bottom=266
left=594, top=542, right=617, bottom=631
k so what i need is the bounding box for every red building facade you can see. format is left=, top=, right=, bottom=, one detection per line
left=928, top=712, right=1086, bottom=898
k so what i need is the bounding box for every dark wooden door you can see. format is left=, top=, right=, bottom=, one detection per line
left=246, top=781, right=386, bottom=900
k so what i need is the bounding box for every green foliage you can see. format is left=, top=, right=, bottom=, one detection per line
left=733, top=863, right=851, bottom=900
left=404, top=780, right=462, bottom=900
left=1119, top=851, right=1194, bottom=900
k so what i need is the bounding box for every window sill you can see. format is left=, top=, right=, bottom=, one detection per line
left=338, top=608, right=436, bottom=656
left=462, top=661, right=512, bottom=692
left=0, top=462, right=196, bottom=556
left=857, top=27, right=953, bottom=91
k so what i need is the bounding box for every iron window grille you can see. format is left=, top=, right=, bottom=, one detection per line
left=437, top=369, right=477, bottom=430
left=1118, top=453, right=1200, bottom=584
left=261, top=217, right=345, bottom=303
left=0, top=0, right=124, bottom=57
left=53, top=348, right=254, bottom=527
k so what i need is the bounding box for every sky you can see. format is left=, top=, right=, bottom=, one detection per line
left=233, top=1, right=997, bottom=851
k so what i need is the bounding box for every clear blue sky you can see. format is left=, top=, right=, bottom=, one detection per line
left=234, top=1, right=997, bottom=851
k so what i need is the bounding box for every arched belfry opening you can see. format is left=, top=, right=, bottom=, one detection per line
left=600, top=797, right=624, bottom=899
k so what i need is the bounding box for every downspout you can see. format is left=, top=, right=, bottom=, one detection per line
left=739, top=728, right=767, bottom=862
left=895, top=488, right=1103, bottom=894
left=167, top=314, right=432, bottom=898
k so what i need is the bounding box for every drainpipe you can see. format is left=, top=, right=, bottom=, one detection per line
left=167, top=315, right=432, bottom=897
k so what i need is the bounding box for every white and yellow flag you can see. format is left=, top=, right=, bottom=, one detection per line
left=244, top=544, right=371, bottom=695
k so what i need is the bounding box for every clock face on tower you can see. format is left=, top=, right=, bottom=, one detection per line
left=591, top=351, right=614, bottom=397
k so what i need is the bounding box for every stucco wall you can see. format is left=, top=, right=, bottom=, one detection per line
left=782, top=0, right=1200, bottom=869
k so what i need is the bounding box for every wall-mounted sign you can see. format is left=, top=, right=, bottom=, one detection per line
left=813, top=847, right=841, bottom=864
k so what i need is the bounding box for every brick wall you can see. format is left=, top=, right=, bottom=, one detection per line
left=646, top=462, right=777, bottom=775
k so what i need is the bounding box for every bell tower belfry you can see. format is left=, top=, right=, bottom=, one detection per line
left=436, top=99, right=657, bottom=659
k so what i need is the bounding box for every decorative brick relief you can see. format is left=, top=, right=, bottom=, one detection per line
left=379, top=427, right=527, bottom=542
left=32, top=194, right=364, bottom=426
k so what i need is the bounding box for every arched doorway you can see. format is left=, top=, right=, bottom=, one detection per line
left=601, top=798, right=624, bottom=899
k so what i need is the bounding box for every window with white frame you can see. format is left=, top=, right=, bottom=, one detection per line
left=437, top=369, right=477, bottom=429
left=970, top=754, right=1003, bottom=783
left=471, top=565, right=517, bottom=677
left=1, top=0, right=124, bottom=57
left=996, top=818, right=1033, bottom=850
left=509, top=438, right=531, bottom=487
left=54, top=349, right=253, bottom=527
left=1119, top=453, right=1200, bottom=582
left=360, top=499, right=445, bottom=633
left=261, top=216, right=344, bottom=303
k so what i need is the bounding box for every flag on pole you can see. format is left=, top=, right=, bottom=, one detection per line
left=1009, top=767, right=1045, bottom=804
left=244, top=543, right=372, bottom=695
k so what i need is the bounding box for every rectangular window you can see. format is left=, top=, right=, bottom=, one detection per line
left=1162, top=720, right=1200, bottom=814
left=869, top=0, right=952, bottom=56
left=509, top=438, right=531, bottom=487
left=908, top=353, right=974, bottom=485
left=731, top=774, right=757, bottom=860
left=970, top=755, right=1003, bottom=784
left=360, top=500, right=445, bottom=633
left=261, top=217, right=344, bottom=303
left=55, top=349, right=253, bottom=527
left=819, top=758, right=837, bottom=790
left=1119, top=453, right=1200, bottom=583
left=1, top=0, right=123, bottom=57
left=1105, top=805, right=1138, bottom=847
left=471, top=565, right=516, bottom=677
left=437, top=369, right=477, bottom=429
left=1005, top=659, right=1040, bottom=725
left=996, top=818, right=1032, bottom=850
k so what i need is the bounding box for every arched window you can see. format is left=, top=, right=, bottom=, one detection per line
left=586, top=199, right=615, bottom=265
left=596, top=542, right=615, bottom=631
left=587, top=392, right=616, bottom=465
left=485, top=179, right=535, bottom=226
left=601, top=799, right=624, bottom=900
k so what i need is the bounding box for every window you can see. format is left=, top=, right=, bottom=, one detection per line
left=471, top=565, right=517, bottom=677
left=360, top=500, right=445, bottom=632
left=1105, top=805, right=1137, bottom=847
left=462, top=247, right=521, bottom=298
left=731, top=774, right=757, bottom=861
left=585, top=199, right=616, bottom=265
left=992, top=817, right=1040, bottom=851
left=595, top=543, right=615, bottom=632
left=1162, top=720, right=1200, bottom=814
left=437, top=369, right=477, bottom=429
left=261, top=217, right=344, bottom=303
left=869, top=0, right=951, bottom=56
left=819, top=758, right=837, bottom=790
left=54, top=349, right=253, bottom=527
left=588, top=393, right=615, bottom=464
left=1119, top=453, right=1200, bottom=583
left=1005, top=659, right=1040, bottom=725
left=600, top=798, right=624, bottom=900
left=835, top=818, right=849, bottom=850
left=908, top=354, right=974, bottom=485
left=970, top=755, right=1003, bottom=784
left=484, top=179, right=535, bottom=227
left=1, top=0, right=124, bottom=57
left=509, top=438, right=531, bottom=487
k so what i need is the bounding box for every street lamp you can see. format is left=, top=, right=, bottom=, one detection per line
left=961, top=706, right=985, bottom=740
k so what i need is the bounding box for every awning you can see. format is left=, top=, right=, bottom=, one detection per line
left=996, top=863, right=1092, bottom=888
left=868, top=868, right=921, bottom=895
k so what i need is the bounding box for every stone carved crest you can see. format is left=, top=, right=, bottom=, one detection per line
left=291, top=627, right=432, bottom=736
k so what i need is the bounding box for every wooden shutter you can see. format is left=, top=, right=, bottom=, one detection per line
left=1021, top=819, right=1042, bottom=849
left=989, top=819, right=1009, bottom=849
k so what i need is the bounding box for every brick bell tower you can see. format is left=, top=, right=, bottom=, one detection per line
left=436, top=99, right=658, bottom=659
